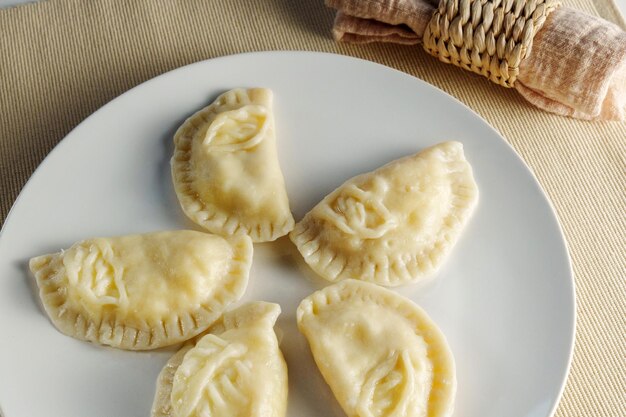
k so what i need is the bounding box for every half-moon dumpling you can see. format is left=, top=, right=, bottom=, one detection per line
left=172, top=88, right=294, bottom=242
left=297, top=279, right=456, bottom=417
left=29, top=230, right=252, bottom=350
left=290, top=141, right=478, bottom=286
left=151, top=302, right=288, bottom=417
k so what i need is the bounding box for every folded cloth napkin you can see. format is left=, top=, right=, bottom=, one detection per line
left=328, top=0, right=626, bottom=121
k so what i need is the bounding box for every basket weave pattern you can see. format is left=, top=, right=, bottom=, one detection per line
left=423, top=0, right=561, bottom=87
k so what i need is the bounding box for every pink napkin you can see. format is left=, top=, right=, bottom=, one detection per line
left=328, top=0, right=626, bottom=121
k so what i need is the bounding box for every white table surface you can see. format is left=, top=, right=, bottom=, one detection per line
left=0, top=0, right=624, bottom=17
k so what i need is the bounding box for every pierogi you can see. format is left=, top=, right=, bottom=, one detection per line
left=297, top=280, right=456, bottom=417
left=290, top=141, right=478, bottom=286
left=171, top=88, right=294, bottom=242
left=29, top=230, right=252, bottom=350
left=152, top=302, right=288, bottom=417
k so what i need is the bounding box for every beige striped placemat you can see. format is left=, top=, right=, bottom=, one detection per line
left=0, top=0, right=624, bottom=415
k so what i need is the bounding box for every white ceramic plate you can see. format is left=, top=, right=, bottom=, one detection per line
left=0, top=52, right=574, bottom=417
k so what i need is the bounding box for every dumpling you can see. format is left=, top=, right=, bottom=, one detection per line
left=151, top=302, right=288, bottom=417
left=171, top=88, right=294, bottom=242
left=290, top=141, right=478, bottom=286
left=297, top=279, right=456, bottom=417
left=29, top=230, right=252, bottom=350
